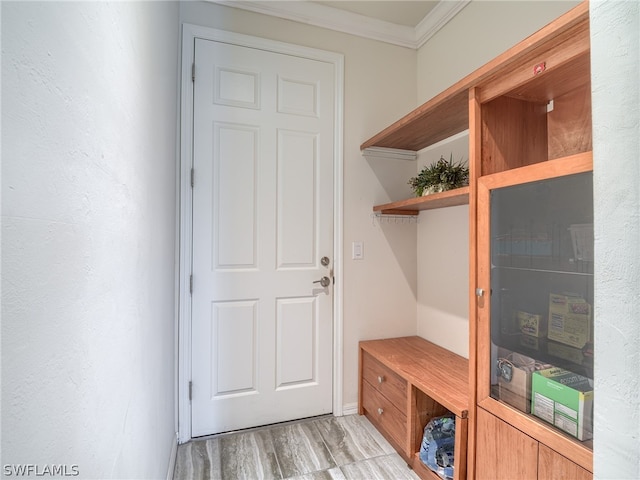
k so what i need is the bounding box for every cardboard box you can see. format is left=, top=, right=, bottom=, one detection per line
left=497, top=352, right=550, bottom=414
left=517, top=310, right=547, bottom=338
left=531, top=367, right=594, bottom=441
left=547, top=293, right=592, bottom=348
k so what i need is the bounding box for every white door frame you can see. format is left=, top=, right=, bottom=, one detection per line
left=177, top=23, right=344, bottom=443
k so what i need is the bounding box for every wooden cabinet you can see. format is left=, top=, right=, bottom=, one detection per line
left=476, top=408, right=591, bottom=480
left=360, top=2, right=594, bottom=478
left=359, top=337, right=468, bottom=480
left=471, top=2, right=594, bottom=476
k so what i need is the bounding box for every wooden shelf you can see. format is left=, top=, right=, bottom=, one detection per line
left=361, top=87, right=469, bottom=152
left=373, top=186, right=469, bottom=216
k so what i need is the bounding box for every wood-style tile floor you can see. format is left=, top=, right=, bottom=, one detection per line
left=173, top=414, right=421, bottom=480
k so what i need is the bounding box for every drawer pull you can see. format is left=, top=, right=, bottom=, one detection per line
left=377, top=375, right=384, bottom=384
left=377, top=407, right=384, bottom=415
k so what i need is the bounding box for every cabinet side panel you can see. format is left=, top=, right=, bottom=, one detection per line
left=468, top=86, right=482, bottom=480
left=481, top=96, right=548, bottom=175
left=453, top=417, right=468, bottom=480
left=548, top=82, right=592, bottom=160
left=358, top=346, right=364, bottom=415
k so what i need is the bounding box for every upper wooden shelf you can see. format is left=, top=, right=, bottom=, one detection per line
left=360, top=1, right=589, bottom=153
left=361, top=88, right=469, bottom=152
left=373, top=186, right=469, bottom=216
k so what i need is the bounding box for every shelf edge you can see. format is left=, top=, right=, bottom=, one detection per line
left=373, top=187, right=470, bottom=214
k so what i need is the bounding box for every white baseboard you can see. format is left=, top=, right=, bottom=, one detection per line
left=166, top=432, right=178, bottom=480
left=342, top=402, right=359, bottom=416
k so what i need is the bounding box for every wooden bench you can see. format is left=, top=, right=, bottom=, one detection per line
left=359, top=336, right=469, bottom=480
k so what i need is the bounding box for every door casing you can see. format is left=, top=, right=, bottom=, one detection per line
left=177, top=24, right=344, bottom=443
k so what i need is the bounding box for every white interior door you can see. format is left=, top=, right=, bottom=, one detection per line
left=190, top=38, right=335, bottom=436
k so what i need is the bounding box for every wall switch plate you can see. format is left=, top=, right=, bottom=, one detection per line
left=352, top=241, right=364, bottom=260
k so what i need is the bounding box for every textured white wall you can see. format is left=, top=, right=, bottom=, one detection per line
left=591, top=1, right=640, bottom=478
left=1, top=2, right=179, bottom=478
left=179, top=2, right=419, bottom=411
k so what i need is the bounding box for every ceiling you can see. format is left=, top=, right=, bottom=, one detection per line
left=315, top=1, right=440, bottom=28
left=212, top=1, right=469, bottom=49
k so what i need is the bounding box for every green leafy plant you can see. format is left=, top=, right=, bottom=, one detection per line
left=408, top=154, right=469, bottom=197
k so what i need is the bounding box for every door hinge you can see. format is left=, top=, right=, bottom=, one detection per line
left=191, top=63, right=195, bottom=82
left=190, top=168, right=194, bottom=188
left=190, top=274, right=193, bottom=294
left=189, top=381, right=193, bottom=401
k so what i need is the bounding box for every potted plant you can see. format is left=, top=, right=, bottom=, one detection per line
left=408, top=154, right=469, bottom=197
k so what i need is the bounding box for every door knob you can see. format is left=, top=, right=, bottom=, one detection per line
left=313, top=276, right=331, bottom=287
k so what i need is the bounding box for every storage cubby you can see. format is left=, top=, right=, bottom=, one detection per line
left=479, top=61, right=592, bottom=176
left=411, top=388, right=467, bottom=480
left=476, top=17, right=592, bottom=177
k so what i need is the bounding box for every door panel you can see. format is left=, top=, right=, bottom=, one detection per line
left=276, top=296, right=317, bottom=387
left=191, top=38, right=335, bottom=436
left=215, top=66, right=260, bottom=109
left=277, top=129, right=318, bottom=267
left=538, top=444, right=592, bottom=480
left=476, top=407, right=539, bottom=480
left=278, top=76, right=318, bottom=116
left=212, top=300, right=257, bottom=396
left=214, top=123, right=258, bottom=269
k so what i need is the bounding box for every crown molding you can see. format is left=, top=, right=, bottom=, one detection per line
left=209, top=1, right=470, bottom=49
left=415, top=0, right=470, bottom=48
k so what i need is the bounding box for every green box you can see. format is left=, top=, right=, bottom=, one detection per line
left=531, top=367, right=593, bottom=441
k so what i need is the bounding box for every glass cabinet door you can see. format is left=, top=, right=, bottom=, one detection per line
left=484, top=170, right=594, bottom=445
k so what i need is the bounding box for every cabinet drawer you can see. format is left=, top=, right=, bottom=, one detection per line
left=361, top=351, right=407, bottom=416
left=362, top=379, right=407, bottom=450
